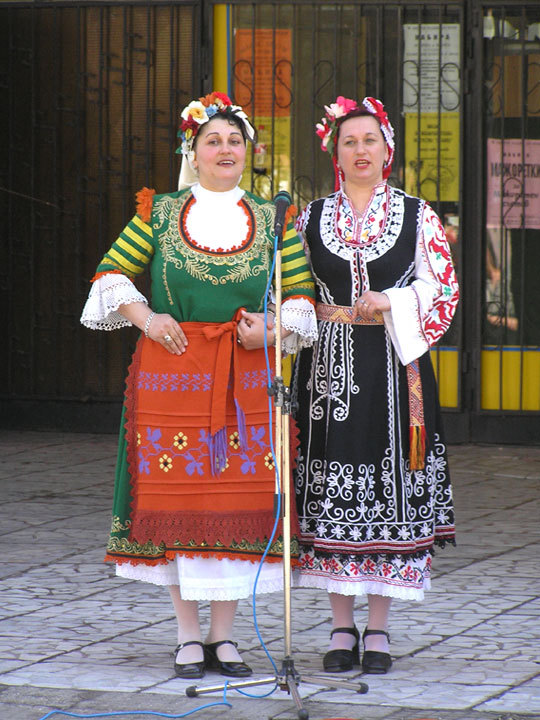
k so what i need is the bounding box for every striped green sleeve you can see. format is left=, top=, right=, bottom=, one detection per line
left=95, top=214, right=154, bottom=279
left=280, top=222, right=316, bottom=303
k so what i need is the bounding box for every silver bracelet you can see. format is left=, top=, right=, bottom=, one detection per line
left=144, top=311, right=155, bottom=337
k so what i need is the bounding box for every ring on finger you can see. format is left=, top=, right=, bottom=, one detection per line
left=164, top=334, right=172, bottom=343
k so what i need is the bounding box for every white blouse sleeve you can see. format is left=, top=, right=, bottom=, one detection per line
left=281, top=297, right=318, bottom=355
left=382, top=203, right=459, bottom=366
left=80, top=273, right=148, bottom=331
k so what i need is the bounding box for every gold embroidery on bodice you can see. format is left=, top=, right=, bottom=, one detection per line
left=153, top=194, right=272, bottom=304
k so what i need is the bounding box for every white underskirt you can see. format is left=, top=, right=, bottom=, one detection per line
left=294, top=574, right=430, bottom=601
left=116, top=555, right=285, bottom=601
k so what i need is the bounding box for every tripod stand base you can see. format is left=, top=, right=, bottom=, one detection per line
left=300, top=673, right=369, bottom=694
left=186, top=675, right=277, bottom=697
left=185, top=657, right=368, bottom=719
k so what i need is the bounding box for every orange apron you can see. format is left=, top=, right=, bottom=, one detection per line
left=122, top=316, right=296, bottom=563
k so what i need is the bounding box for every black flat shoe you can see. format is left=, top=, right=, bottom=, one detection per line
left=323, top=626, right=360, bottom=673
left=174, top=641, right=206, bottom=679
left=361, top=628, right=392, bottom=674
left=204, top=640, right=253, bottom=678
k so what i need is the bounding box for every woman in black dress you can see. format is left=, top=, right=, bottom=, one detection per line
left=293, top=96, right=459, bottom=675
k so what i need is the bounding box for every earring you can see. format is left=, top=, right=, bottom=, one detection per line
left=337, top=165, right=345, bottom=189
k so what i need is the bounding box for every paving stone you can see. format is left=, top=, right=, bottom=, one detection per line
left=1, top=432, right=540, bottom=720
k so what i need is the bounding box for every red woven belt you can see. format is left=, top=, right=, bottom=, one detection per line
left=316, top=302, right=383, bottom=325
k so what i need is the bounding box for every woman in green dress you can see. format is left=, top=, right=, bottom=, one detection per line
left=81, top=92, right=317, bottom=679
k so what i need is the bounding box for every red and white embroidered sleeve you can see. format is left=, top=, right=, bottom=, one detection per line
left=416, top=203, right=460, bottom=347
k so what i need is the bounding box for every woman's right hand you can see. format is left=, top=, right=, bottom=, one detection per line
left=353, top=291, right=390, bottom=321
left=118, top=302, right=188, bottom=355
left=147, top=313, right=188, bottom=355
left=237, top=311, right=275, bottom=350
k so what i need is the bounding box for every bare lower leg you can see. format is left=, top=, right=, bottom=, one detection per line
left=328, top=593, right=357, bottom=651
left=168, top=585, right=203, bottom=663
left=206, top=600, right=242, bottom=662
left=364, top=594, right=392, bottom=652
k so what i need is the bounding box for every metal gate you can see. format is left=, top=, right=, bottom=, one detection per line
left=2, top=0, right=539, bottom=442
left=1, top=1, right=202, bottom=430
left=468, top=1, right=540, bottom=442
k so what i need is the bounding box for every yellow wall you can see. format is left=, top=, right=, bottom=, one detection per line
left=481, top=347, right=540, bottom=411
left=432, top=346, right=540, bottom=411
left=431, top=347, right=459, bottom=408
left=213, top=5, right=229, bottom=94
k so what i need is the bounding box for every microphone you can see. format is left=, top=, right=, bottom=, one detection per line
left=273, top=190, right=292, bottom=238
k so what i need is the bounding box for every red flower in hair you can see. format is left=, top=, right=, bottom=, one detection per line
left=202, top=91, right=232, bottom=108
left=180, top=116, right=200, bottom=133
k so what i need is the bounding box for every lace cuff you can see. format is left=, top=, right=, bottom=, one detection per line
left=80, top=273, right=148, bottom=330
left=280, top=297, right=318, bottom=355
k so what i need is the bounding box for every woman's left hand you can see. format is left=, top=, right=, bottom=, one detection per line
left=354, top=291, right=391, bottom=321
left=237, top=310, right=275, bottom=350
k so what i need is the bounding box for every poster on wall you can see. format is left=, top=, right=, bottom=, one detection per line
left=403, top=23, right=460, bottom=113
left=234, top=28, right=292, bottom=196
left=404, top=112, right=460, bottom=202
left=486, top=138, right=540, bottom=229
left=403, top=23, right=460, bottom=202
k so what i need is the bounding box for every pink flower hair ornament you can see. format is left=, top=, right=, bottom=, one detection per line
left=316, top=95, right=395, bottom=180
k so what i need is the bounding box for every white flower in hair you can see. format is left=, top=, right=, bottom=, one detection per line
left=181, top=100, right=209, bottom=125
left=324, top=102, right=347, bottom=119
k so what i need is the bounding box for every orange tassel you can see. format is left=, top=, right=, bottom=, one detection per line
left=135, top=187, right=156, bottom=223
left=285, top=204, right=298, bottom=225
left=409, top=424, right=426, bottom=471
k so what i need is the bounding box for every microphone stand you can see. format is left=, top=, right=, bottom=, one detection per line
left=186, top=211, right=368, bottom=720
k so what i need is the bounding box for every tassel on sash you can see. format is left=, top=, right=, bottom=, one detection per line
left=235, top=397, right=248, bottom=450
left=407, top=359, right=426, bottom=470
left=208, top=427, right=228, bottom=476
left=203, top=308, right=253, bottom=477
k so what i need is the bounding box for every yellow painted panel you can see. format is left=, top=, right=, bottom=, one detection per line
left=213, top=5, right=229, bottom=94
left=431, top=347, right=459, bottom=408
left=481, top=347, right=540, bottom=411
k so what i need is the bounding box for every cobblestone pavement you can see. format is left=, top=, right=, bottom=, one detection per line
left=0, top=430, right=539, bottom=720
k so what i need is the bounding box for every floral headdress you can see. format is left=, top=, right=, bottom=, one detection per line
left=176, top=91, right=256, bottom=156
left=316, top=95, right=395, bottom=180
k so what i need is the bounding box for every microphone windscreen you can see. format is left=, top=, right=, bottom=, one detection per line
left=273, top=191, right=292, bottom=237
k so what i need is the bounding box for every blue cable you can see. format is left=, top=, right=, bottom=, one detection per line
left=36, top=684, right=232, bottom=720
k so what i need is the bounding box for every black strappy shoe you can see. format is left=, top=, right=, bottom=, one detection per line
left=203, top=640, right=253, bottom=677
left=361, top=628, right=392, bottom=674
left=173, top=640, right=205, bottom=679
left=322, top=626, right=360, bottom=673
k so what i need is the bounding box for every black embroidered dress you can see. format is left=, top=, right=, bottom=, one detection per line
left=293, top=182, right=459, bottom=600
